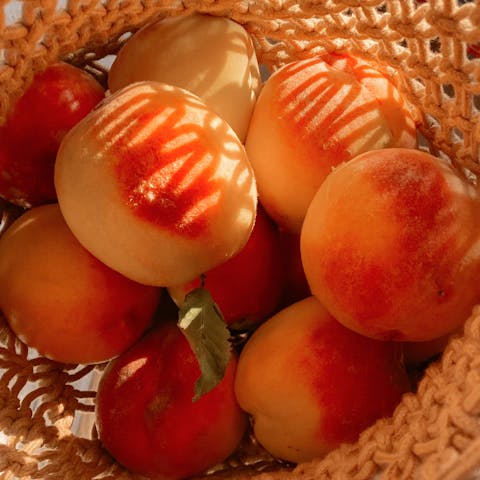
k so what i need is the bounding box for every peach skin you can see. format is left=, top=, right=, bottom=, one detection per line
left=235, top=296, right=410, bottom=463
left=96, top=320, right=248, bottom=479
left=301, top=148, right=480, bottom=342
left=55, top=81, right=257, bottom=287
left=0, top=62, right=104, bottom=207
left=0, top=204, right=161, bottom=364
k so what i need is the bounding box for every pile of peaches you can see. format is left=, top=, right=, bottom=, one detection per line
left=1, top=12, right=479, bottom=479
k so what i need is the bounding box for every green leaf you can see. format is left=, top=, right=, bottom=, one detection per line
left=178, top=287, right=232, bottom=402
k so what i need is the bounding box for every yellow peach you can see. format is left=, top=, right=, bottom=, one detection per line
left=109, top=13, right=261, bottom=142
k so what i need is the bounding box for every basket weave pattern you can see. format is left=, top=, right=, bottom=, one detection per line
left=1, top=0, right=480, bottom=479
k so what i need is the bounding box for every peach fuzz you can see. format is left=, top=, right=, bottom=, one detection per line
left=0, top=204, right=162, bottom=364
left=108, top=13, right=261, bottom=142
left=301, top=148, right=480, bottom=342
left=55, top=81, right=257, bottom=287
left=234, top=296, right=410, bottom=463
left=168, top=204, right=285, bottom=329
left=95, top=320, right=248, bottom=479
left=245, top=54, right=417, bottom=233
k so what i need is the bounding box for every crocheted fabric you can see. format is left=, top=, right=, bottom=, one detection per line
left=0, top=1, right=480, bottom=479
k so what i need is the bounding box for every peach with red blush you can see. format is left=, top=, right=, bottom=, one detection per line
left=95, top=320, right=248, bottom=478
left=301, top=148, right=480, bottom=342
left=55, top=81, right=257, bottom=287
left=245, top=53, right=417, bottom=232
left=235, top=296, right=410, bottom=463
left=0, top=62, right=104, bottom=207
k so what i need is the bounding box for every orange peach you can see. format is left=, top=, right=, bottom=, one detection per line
left=55, top=81, right=257, bottom=287
left=0, top=204, right=161, bottom=364
left=95, top=319, right=248, bottom=479
left=168, top=204, right=285, bottom=329
left=323, top=52, right=417, bottom=148
left=245, top=54, right=417, bottom=232
left=235, top=296, right=410, bottom=463
left=301, top=148, right=480, bottom=342
left=109, top=13, right=261, bottom=142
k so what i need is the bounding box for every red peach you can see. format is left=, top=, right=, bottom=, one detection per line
left=0, top=204, right=161, bottom=364
left=168, top=204, right=285, bottom=329
left=95, top=320, right=248, bottom=479
left=301, top=148, right=480, bottom=342
left=0, top=62, right=105, bottom=207
left=235, top=296, right=410, bottom=463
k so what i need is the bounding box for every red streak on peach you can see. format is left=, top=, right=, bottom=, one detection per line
left=322, top=246, right=393, bottom=324
left=274, top=58, right=354, bottom=170
left=110, top=107, right=219, bottom=238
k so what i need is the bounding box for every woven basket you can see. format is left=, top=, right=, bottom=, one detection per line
left=1, top=0, right=480, bottom=479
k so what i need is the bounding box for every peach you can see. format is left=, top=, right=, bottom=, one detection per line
left=95, top=319, right=248, bottom=479
left=0, top=204, right=162, bottom=364
left=0, top=62, right=104, bottom=207
left=301, top=148, right=480, bottom=342
left=235, top=296, right=410, bottom=463
left=108, top=13, right=261, bottom=142
left=245, top=53, right=417, bottom=232
left=168, top=204, right=285, bottom=329
left=55, top=81, right=257, bottom=287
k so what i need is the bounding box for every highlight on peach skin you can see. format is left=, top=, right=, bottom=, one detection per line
left=55, top=81, right=257, bottom=287
left=95, top=319, right=248, bottom=479
left=168, top=204, right=286, bottom=329
left=0, top=204, right=162, bottom=364
left=301, top=147, right=480, bottom=342
left=245, top=52, right=417, bottom=233
left=235, top=296, right=410, bottom=463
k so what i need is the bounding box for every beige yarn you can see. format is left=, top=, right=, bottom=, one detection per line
left=1, top=0, right=480, bottom=479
